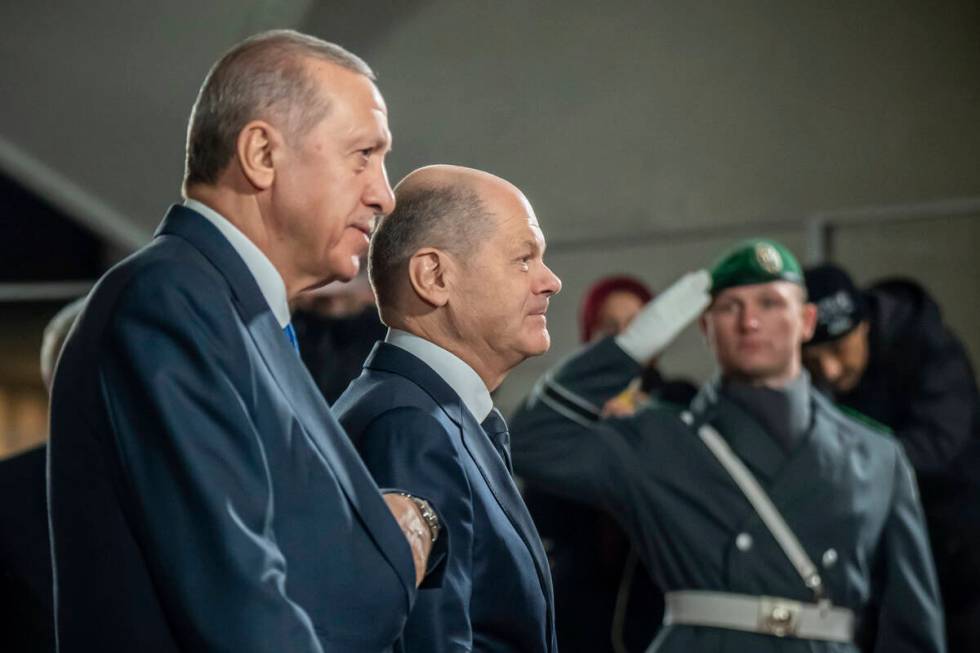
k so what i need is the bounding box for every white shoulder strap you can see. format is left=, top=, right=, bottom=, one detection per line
left=681, top=411, right=825, bottom=600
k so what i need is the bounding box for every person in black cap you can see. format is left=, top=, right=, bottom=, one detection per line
left=510, top=238, right=945, bottom=653
left=803, top=263, right=980, bottom=653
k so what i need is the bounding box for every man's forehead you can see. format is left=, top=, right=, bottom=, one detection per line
left=494, top=209, right=544, bottom=242
left=305, top=59, right=387, bottom=113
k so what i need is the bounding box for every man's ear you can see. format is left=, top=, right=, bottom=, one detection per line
left=801, top=302, right=818, bottom=342
left=407, top=248, right=452, bottom=308
left=236, top=120, right=280, bottom=190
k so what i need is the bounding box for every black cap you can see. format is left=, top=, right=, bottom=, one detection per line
left=804, top=263, right=867, bottom=345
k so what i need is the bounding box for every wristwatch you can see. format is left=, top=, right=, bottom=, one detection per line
left=399, top=493, right=441, bottom=543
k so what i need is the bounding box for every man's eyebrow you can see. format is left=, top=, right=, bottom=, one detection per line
left=348, top=130, right=391, bottom=152
left=520, top=239, right=542, bottom=254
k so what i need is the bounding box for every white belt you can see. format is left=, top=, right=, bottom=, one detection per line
left=663, top=590, right=855, bottom=642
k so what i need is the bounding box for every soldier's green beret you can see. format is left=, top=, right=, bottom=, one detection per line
left=709, top=238, right=803, bottom=294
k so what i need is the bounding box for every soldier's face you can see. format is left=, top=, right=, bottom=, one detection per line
left=802, top=321, right=870, bottom=393
left=701, top=282, right=817, bottom=386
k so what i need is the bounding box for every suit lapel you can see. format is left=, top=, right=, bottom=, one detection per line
left=157, top=206, right=416, bottom=603
left=457, top=406, right=556, bottom=610
left=366, top=343, right=556, bottom=620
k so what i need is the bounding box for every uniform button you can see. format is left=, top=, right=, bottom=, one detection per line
left=735, top=533, right=753, bottom=551
left=822, top=548, right=838, bottom=568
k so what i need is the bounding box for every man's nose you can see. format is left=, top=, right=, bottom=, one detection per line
left=365, top=163, right=396, bottom=216
left=538, top=263, right=562, bottom=297
left=818, top=355, right=843, bottom=382
left=738, top=306, right=759, bottom=331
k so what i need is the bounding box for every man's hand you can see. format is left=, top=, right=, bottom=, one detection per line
left=615, top=269, right=712, bottom=363
left=601, top=381, right=647, bottom=418
left=383, top=493, right=433, bottom=587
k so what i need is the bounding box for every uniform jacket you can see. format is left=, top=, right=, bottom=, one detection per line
left=48, top=205, right=419, bottom=652
left=511, top=337, right=945, bottom=653
left=334, top=342, right=557, bottom=653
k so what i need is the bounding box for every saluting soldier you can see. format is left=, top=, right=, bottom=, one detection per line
left=510, top=239, right=945, bottom=653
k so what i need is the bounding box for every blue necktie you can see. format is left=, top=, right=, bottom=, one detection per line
left=283, top=323, right=300, bottom=354
left=481, top=407, right=513, bottom=474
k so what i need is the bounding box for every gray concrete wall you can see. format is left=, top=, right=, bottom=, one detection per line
left=337, top=0, right=980, bottom=410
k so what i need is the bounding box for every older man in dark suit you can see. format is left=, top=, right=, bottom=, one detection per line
left=47, top=30, right=440, bottom=652
left=335, top=165, right=561, bottom=652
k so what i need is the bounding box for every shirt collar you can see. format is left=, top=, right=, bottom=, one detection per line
left=183, top=198, right=291, bottom=327
left=386, top=329, right=494, bottom=422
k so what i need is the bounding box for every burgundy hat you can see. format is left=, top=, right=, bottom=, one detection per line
left=579, top=275, right=654, bottom=343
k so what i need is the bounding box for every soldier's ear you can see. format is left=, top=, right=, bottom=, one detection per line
left=407, top=248, right=450, bottom=308
left=236, top=120, right=280, bottom=190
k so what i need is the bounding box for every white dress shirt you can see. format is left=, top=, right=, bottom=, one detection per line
left=386, top=329, right=494, bottom=423
left=183, top=198, right=291, bottom=328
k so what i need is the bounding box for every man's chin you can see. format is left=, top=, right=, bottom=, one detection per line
left=323, top=255, right=361, bottom=284
left=523, top=331, right=551, bottom=357
left=832, top=375, right=860, bottom=394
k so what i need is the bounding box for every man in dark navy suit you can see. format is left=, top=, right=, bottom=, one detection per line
left=47, top=30, right=440, bottom=652
left=334, top=165, right=562, bottom=652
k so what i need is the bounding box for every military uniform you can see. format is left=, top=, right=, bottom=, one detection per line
left=511, top=239, right=944, bottom=652
left=511, top=337, right=944, bottom=652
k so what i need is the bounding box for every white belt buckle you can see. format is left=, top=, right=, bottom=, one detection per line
left=758, top=596, right=801, bottom=637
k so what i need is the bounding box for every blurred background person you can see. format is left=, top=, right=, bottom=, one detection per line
left=0, top=296, right=84, bottom=653
left=292, top=270, right=386, bottom=404
left=522, top=275, right=696, bottom=653
left=803, top=262, right=980, bottom=653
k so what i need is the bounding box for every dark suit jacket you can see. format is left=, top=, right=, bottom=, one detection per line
left=334, top=342, right=557, bottom=653
left=47, top=205, right=419, bottom=652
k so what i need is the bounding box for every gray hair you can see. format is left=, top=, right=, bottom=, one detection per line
left=183, top=29, right=374, bottom=189
left=369, top=184, right=493, bottom=313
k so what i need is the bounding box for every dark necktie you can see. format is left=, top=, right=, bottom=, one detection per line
left=283, top=323, right=300, bottom=354
left=481, top=407, right=513, bottom=474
